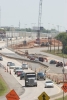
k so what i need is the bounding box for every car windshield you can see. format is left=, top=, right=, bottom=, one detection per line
left=22, top=64, right=27, bottom=66
left=10, top=63, right=15, bottom=66
left=46, top=81, right=53, bottom=83
left=38, top=73, right=44, bottom=76
left=26, top=74, right=36, bottom=78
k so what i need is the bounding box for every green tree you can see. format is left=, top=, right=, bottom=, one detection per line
left=56, top=32, right=67, bottom=54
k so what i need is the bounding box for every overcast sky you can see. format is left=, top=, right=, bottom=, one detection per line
left=0, top=0, right=67, bottom=31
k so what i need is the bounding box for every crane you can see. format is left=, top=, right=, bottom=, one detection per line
left=36, top=0, right=43, bottom=44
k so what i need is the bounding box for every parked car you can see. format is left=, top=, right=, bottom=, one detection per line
left=37, top=72, right=46, bottom=80
left=45, top=80, right=54, bottom=88
left=0, top=56, right=3, bottom=61
left=56, top=62, right=63, bottom=67
left=20, top=72, right=26, bottom=80
left=21, top=63, right=28, bottom=69
left=50, top=60, right=57, bottom=64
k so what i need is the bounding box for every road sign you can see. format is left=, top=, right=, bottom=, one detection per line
left=61, top=83, right=67, bottom=93
left=38, top=92, right=50, bottom=100
left=6, top=89, right=20, bottom=100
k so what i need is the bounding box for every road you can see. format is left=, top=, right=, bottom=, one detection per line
left=0, top=53, right=61, bottom=100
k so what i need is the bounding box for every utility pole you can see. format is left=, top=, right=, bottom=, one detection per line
left=37, top=0, right=43, bottom=44
left=57, top=25, right=59, bottom=53
left=19, top=21, right=20, bottom=38
left=0, top=7, right=1, bottom=28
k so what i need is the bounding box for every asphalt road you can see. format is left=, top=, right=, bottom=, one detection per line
left=0, top=51, right=61, bottom=100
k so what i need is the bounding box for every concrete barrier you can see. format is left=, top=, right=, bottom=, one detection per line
left=1, top=52, right=49, bottom=69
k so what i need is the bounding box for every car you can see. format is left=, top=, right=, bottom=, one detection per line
left=20, top=72, right=26, bottom=80
left=14, top=66, right=22, bottom=72
left=37, top=72, right=46, bottom=80
left=15, top=69, right=23, bottom=74
left=21, top=63, right=28, bottom=69
left=8, top=63, right=15, bottom=69
left=50, top=60, right=57, bottom=64
left=0, top=48, right=2, bottom=50
left=0, top=56, right=3, bottom=61
left=35, top=58, right=39, bottom=61
left=16, top=70, right=23, bottom=77
left=7, top=62, right=14, bottom=66
left=45, top=80, right=54, bottom=88
left=56, top=62, right=63, bottom=67
left=40, top=42, right=46, bottom=47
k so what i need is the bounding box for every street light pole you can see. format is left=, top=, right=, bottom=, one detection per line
left=57, top=25, right=59, bottom=53
left=25, top=24, right=27, bottom=41
left=0, top=7, right=1, bottom=28
left=62, top=49, right=65, bottom=100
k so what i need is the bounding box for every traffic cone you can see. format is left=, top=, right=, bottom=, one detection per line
left=35, top=68, right=36, bottom=73
left=10, top=70, right=11, bottom=75
left=7, top=67, right=8, bottom=72
left=31, top=67, right=32, bottom=70
left=46, top=59, right=48, bottom=62
left=44, top=70, right=46, bottom=73
left=5, top=67, right=6, bottom=72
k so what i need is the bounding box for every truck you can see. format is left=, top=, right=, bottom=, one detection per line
left=25, top=72, right=37, bottom=87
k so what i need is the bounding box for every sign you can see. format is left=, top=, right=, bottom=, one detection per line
left=61, top=83, right=67, bottom=93
left=6, top=89, right=20, bottom=100
left=38, top=92, right=50, bottom=100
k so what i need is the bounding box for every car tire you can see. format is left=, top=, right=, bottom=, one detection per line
left=35, top=84, right=37, bottom=87
left=20, top=78, right=22, bottom=80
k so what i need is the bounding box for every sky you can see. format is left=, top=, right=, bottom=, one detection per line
left=0, top=0, right=67, bottom=31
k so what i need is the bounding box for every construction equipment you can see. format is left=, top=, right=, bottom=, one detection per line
left=36, top=0, right=43, bottom=44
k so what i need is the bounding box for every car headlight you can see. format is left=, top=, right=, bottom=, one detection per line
left=34, top=80, right=37, bottom=82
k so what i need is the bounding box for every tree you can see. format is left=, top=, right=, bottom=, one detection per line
left=55, top=32, right=67, bottom=54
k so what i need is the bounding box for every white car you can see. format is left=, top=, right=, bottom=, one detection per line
left=21, top=63, right=28, bottom=69
left=45, top=80, right=54, bottom=88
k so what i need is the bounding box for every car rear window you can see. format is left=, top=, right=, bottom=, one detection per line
left=46, top=81, right=52, bottom=83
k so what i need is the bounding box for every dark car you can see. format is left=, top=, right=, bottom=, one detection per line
left=50, top=60, right=57, bottom=64
left=0, top=48, right=2, bottom=50
left=0, top=56, right=3, bottom=61
left=56, top=62, right=63, bottom=67
left=20, top=72, right=26, bottom=80
left=40, top=42, right=46, bottom=47
left=37, top=72, right=46, bottom=80
left=16, top=70, right=23, bottom=77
